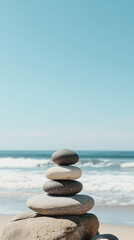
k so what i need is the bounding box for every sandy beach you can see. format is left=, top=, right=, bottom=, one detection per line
left=0, top=215, right=12, bottom=235
left=0, top=215, right=134, bottom=240
left=100, top=224, right=134, bottom=240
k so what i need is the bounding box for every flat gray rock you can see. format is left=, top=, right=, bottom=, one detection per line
left=27, top=193, right=94, bottom=216
left=52, top=149, right=79, bottom=165
left=45, top=166, right=82, bottom=180
left=43, top=180, right=83, bottom=195
left=1, top=212, right=99, bottom=240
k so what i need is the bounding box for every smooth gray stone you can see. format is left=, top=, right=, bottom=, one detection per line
left=43, top=180, right=83, bottom=195
left=52, top=148, right=79, bottom=165
left=1, top=212, right=99, bottom=240
left=45, top=166, right=82, bottom=180
left=27, top=193, right=94, bottom=216
left=91, top=234, right=119, bottom=240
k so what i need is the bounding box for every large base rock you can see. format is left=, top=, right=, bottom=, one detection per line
left=1, top=212, right=99, bottom=240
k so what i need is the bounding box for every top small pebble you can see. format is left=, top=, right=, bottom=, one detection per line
left=52, top=149, right=79, bottom=165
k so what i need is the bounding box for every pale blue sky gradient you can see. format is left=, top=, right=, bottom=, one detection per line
left=0, top=0, right=134, bottom=150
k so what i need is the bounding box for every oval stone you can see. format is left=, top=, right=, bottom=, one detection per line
left=45, top=166, right=82, bottom=180
left=43, top=180, right=83, bottom=195
left=27, top=193, right=94, bottom=216
left=52, top=149, right=79, bottom=165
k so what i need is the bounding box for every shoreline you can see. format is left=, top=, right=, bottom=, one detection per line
left=0, top=215, right=134, bottom=240
left=92, top=204, right=134, bottom=226
left=0, top=194, right=134, bottom=226
left=100, top=223, right=134, bottom=240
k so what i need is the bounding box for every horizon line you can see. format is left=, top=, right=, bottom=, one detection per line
left=0, top=149, right=134, bottom=152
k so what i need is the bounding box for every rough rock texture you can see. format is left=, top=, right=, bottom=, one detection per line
left=43, top=180, right=83, bottom=195
left=45, top=166, right=82, bottom=180
left=27, top=193, right=94, bottom=216
left=1, top=212, right=99, bottom=240
left=52, top=148, right=79, bottom=165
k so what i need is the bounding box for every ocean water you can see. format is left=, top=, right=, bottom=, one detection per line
left=0, top=150, right=134, bottom=225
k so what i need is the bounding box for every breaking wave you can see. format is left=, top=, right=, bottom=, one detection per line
left=1, top=157, right=134, bottom=169
left=0, top=157, right=50, bottom=168
left=0, top=151, right=134, bottom=206
left=120, top=162, right=134, bottom=169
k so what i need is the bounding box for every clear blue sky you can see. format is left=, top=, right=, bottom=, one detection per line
left=0, top=0, right=134, bottom=150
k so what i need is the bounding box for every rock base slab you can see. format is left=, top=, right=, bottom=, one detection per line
left=1, top=212, right=99, bottom=240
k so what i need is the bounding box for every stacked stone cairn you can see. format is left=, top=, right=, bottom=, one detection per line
left=27, top=149, right=96, bottom=217
left=1, top=149, right=119, bottom=240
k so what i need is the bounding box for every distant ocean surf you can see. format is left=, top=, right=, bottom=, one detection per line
left=0, top=150, right=134, bottom=225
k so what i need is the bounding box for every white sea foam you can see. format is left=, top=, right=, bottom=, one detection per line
left=0, top=168, right=134, bottom=205
left=81, top=172, right=134, bottom=205
left=0, top=157, right=114, bottom=169
left=120, top=162, right=134, bottom=169
left=0, top=169, right=47, bottom=189
left=0, top=155, right=134, bottom=206
left=82, top=173, right=134, bottom=192
left=78, top=158, right=120, bottom=168
left=0, top=157, right=133, bottom=169
left=0, top=157, right=50, bottom=168
left=81, top=161, right=117, bottom=168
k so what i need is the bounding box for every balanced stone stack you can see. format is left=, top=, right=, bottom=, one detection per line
left=27, top=149, right=95, bottom=216
left=1, top=149, right=119, bottom=240
left=1, top=149, right=100, bottom=240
